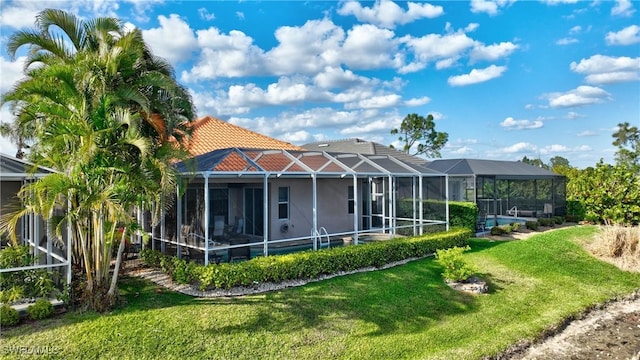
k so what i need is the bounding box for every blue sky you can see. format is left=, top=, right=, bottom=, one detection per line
left=1, top=0, right=638, bottom=168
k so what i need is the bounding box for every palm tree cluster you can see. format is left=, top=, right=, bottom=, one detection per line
left=0, top=9, right=196, bottom=311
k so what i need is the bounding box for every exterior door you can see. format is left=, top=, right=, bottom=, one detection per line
left=244, top=188, right=264, bottom=236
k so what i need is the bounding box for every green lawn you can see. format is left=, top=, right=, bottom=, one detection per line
left=2, top=226, right=639, bottom=359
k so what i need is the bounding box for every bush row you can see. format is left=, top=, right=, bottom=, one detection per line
left=141, top=227, right=471, bottom=290
left=398, top=199, right=478, bottom=233
left=0, top=299, right=56, bottom=327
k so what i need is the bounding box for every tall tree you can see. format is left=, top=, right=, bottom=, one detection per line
left=612, top=121, right=639, bottom=168
left=520, top=156, right=549, bottom=169
left=549, top=156, right=571, bottom=174
left=4, top=8, right=195, bottom=154
left=0, top=9, right=194, bottom=311
left=390, top=113, right=448, bottom=157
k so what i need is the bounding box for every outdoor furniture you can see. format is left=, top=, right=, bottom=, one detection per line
left=228, top=236, right=250, bottom=262
left=213, top=216, right=225, bottom=240
left=476, top=211, right=487, bottom=236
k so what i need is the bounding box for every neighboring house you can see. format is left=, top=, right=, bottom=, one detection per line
left=151, top=119, right=449, bottom=265
left=304, top=138, right=429, bottom=167
left=0, top=153, right=71, bottom=285
left=425, top=158, right=566, bottom=218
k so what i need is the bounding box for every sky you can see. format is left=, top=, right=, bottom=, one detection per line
left=0, top=0, right=638, bottom=168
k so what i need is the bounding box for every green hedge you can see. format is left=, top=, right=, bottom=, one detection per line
left=141, top=227, right=471, bottom=290
left=397, top=199, right=478, bottom=233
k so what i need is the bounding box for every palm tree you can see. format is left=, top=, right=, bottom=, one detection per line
left=1, top=9, right=194, bottom=310
left=5, top=8, right=196, bottom=152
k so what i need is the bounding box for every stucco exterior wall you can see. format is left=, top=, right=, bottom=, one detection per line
left=268, top=178, right=357, bottom=240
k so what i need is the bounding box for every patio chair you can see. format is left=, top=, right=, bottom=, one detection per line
left=543, top=203, right=553, bottom=218
left=476, top=211, right=487, bottom=236
left=228, top=236, right=250, bottom=263
left=231, top=217, right=244, bottom=235
left=213, top=216, right=225, bottom=240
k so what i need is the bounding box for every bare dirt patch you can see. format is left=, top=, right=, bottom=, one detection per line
left=504, top=292, right=640, bottom=360
left=494, top=224, right=640, bottom=360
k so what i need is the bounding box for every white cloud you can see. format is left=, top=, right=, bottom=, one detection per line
left=182, top=27, right=266, bottom=81
left=236, top=12, right=245, bottom=20
left=281, top=130, right=311, bottom=143
left=313, top=66, right=374, bottom=89
left=566, top=111, right=584, bottom=119
left=345, top=94, right=401, bottom=109
left=227, top=78, right=313, bottom=108
left=611, top=0, right=636, bottom=17
left=404, top=97, right=431, bottom=106
left=448, top=65, right=507, bottom=86
left=337, top=0, right=443, bottom=29
left=605, top=25, right=640, bottom=45
left=0, top=105, right=18, bottom=156
left=542, top=0, right=579, bottom=4
left=570, top=54, right=640, bottom=84
left=198, top=8, right=215, bottom=21
left=501, top=142, right=538, bottom=154
left=341, top=118, right=396, bottom=135
left=470, top=0, right=515, bottom=15
left=545, top=85, right=612, bottom=108
left=340, top=24, right=400, bottom=70
left=142, top=15, right=198, bottom=63
left=401, top=29, right=477, bottom=73
left=450, top=146, right=474, bottom=155
left=539, top=144, right=592, bottom=155
left=0, top=56, right=27, bottom=94
left=556, top=37, right=579, bottom=45
left=500, top=117, right=544, bottom=130
left=265, top=19, right=345, bottom=75
left=569, top=26, right=582, bottom=34
left=577, top=130, right=597, bottom=137
left=469, top=41, right=519, bottom=63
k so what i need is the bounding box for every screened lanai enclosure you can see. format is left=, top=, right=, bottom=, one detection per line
left=426, top=159, right=566, bottom=220
left=149, top=148, right=449, bottom=265
left=0, top=154, right=71, bottom=291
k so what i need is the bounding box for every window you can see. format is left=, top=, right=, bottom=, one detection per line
left=278, top=187, right=289, bottom=219
left=348, top=186, right=354, bottom=214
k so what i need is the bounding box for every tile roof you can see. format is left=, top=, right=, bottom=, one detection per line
left=303, top=138, right=429, bottom=166
left=185, top=116, right=304, bottom=156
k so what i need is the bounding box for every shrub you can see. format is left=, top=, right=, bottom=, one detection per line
left=565, top=215, right=580, bottom=223
left=510, top=222, right=521, bottom=232
left=435, top=246, right=476, bottom=282
left=490, top=224, right=512, bottom=235
left=526, top=221, right=539, bottom=230
left=144, top=228, right=472, bottom=290
left=0, top=245, right=58, bottom=303
left=26, top=298, right=55, bottom=320
left=590, top=225, right=639, bottom=262
left=0, top=304, right=20, bottom=326
left=552, top=216, right=565, bottom=225
left=538, top=218, right=555, bottom=227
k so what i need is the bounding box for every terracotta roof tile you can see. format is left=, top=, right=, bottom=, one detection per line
left=186, top=116, right=304, bottom=156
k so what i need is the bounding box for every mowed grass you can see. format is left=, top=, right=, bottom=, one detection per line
left=2, top=226, right=639, bottom=359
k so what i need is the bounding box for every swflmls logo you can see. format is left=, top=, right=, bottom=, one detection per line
left=2, top=345, right=61, bottom=355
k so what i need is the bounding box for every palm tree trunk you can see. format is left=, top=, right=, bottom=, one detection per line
left=108, top=228, right=127, bottom=297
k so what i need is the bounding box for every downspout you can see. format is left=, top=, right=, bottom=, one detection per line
left=176, top=184, right=182, bottom=259
left=312, top=173, right=318, bottom=250
left=66, top=196, right=72, bottom=287
left=263, top=173, right=269, bottom=256
left=419, top=175, right=424, bottom=236
left=204, top=173, right=210, bottom=266
left=353, top=174, right=359, bottom=245
left=412, top=176, right=417, bottom=236
left=445, top=174, right=450, bottom=231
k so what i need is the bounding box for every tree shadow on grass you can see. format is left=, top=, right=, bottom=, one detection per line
left=204, top=259, right=480, bottom=338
